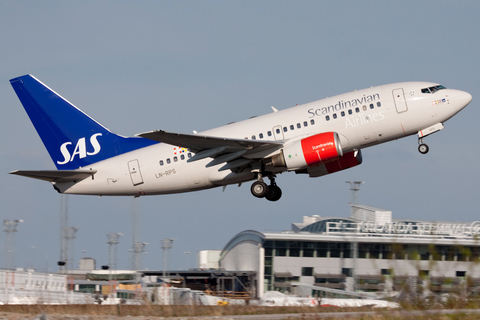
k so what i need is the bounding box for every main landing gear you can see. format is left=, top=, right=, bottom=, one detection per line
left=418, top=138, right=429, bottom=154
left=251, top=173, right=282, bottom=201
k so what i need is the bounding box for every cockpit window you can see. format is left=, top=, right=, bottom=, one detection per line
left=421, top=85, right=447, bottom=94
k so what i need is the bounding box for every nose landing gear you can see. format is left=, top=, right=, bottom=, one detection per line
left=418, top=138, right=429, bottom=154
left=250, top=173, right=282, bottom=201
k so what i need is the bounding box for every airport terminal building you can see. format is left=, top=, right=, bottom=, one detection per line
left=220, top=205, right=480, bottom=297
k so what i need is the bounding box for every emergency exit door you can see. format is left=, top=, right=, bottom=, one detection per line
left=393, top=88, right=408, bottom=113
left=128, top=159, right=144, bottom=186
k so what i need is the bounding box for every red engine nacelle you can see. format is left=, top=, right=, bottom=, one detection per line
left=272, top=132, right=343, bottom=170
left=306, top=150, right=363, bottom=177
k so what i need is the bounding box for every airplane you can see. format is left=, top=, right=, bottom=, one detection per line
left=9, top=75, right=472, bottom=201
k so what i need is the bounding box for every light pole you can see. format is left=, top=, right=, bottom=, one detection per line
left=161, top=239, right=174, bottom=280
left=3, top=219, right=23, bottom=269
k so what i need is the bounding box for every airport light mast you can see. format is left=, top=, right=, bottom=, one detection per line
left=3, top=219, right=23, bottom=269
left=107, top=232, right=122, bottom=296
left=346, top=181, right=364, bottom=292
left=161, top=238, right=174, bottom=280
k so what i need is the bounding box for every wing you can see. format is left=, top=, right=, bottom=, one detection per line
left=136, top=130, right=283, bottom=170
left=10, top=170, right=97, bottom=182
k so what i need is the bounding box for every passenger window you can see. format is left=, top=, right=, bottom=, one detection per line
left=290, top=125, right=294, bottom=130
left=362, top=105, right=367, bottom=111
left=276, top=128, right=281, bottom=134
left=377, top=102, right=381, bottom=107
left=341, top=111, right=345, bottom=117
left=303, top=121, right=308, bottom=127
left=283, top=127, right=288, bottom=132
left=181, top=154, right=185, bottom=160
left=167, top=158, right=171, bottom=164
left=174, top=156, right=178, bottom=162
left=259, top=133, right=264, bottom=139
left=326, top=115, right=330, bottom=121
left=268, top=131, right=272, bottom=136
left=355, top=107, right=360, bottom=113
left=310, top=119, right=315, bottom=125
left=252, top=135, right=256, bottom=140
left=159, top=160, right=164, bottom=166
left=370, top=104, right=374, bottom=109
left=348, top=109, right=352, bottom=115
left=333, top=113, right=337, bottom=119
left=188, top=153, right=192, bottom=158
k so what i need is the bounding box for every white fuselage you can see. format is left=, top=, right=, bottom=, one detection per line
left=55, top=81, right=471, bottom=196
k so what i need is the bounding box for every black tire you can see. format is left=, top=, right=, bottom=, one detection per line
left=265, top=185, right=282, bottom=202
left=251, top=181, right=268, bottom=198
left=418, top=144, right=429, bottom=154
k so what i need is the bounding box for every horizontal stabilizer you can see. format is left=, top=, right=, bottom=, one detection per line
left=10, top=170, right=97, bottom=182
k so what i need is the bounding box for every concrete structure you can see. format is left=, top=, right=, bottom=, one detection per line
left=198, top=250, right=222, bottom=269
left=219, top=205, right=480, bottom=297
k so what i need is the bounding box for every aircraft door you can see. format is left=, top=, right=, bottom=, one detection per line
left=128, top=159, right=144, bottom=186
left=272, top=125, right=284, bottom=140
left=393, top=88, right=408, bottom=113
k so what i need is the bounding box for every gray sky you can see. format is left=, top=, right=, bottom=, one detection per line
left=1, top=1, right=479, bottom=272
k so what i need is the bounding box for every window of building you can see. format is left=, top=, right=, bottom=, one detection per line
left=342, top=268, right=353, bottom=277
left=159, top=160, right=164, bottom=166
left=419, top=270, right=429, bottom=277
left=317, top=242, right=328, bottom=257
left=329, top=243, right=341, bottom=258
left=381, top=269, right=392, bottom=275
left=303, top=242, right=315, bottom=257
left=289, top=241, right=301, bottom=257
left=302, top=267, right=314, bottom=276
left=456, top=271, right=466, bottom=278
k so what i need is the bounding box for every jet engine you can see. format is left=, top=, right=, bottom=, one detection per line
left=271, top=132, right=343, bottom=170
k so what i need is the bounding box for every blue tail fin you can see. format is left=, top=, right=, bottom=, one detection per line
left=10, top=75, right=157, bottom=170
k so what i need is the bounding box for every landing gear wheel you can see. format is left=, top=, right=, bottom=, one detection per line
left=251, top=181, right=268, bottom=198
left=418, top=144, right=429, bottom=154
left=265, top=185, right=282, bottom=202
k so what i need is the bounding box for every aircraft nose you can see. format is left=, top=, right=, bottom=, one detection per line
left=455, top=90, right=472, bottom=109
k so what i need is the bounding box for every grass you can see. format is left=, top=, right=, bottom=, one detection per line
left=0, top=304, right=480, bottom=319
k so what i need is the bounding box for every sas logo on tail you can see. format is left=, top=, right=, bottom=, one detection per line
left=57, top=133, right=102, bottom=165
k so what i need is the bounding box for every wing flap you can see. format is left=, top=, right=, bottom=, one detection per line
left=10, top=170, right=97, bottom=182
